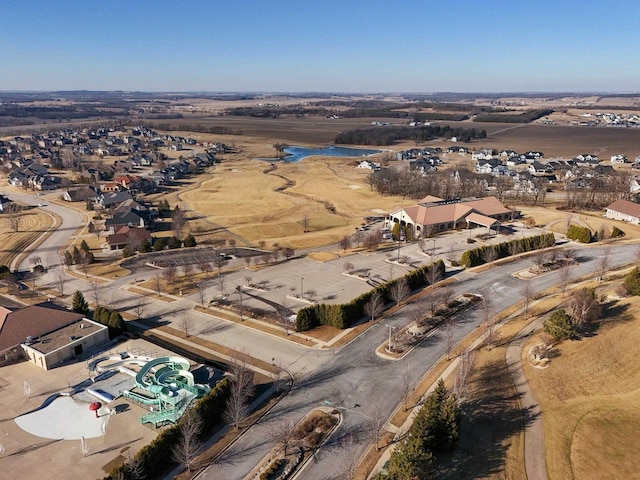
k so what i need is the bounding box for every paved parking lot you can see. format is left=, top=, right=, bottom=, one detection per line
left=192, top=223, right=547, bottom=314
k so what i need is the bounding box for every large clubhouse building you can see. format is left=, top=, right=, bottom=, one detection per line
left=387, top=195, right=515, bottom=237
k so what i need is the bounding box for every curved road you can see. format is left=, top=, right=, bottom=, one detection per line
left=12, top=193, right=637, bottom=479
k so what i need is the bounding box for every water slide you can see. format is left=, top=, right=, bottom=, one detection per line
left=134, top=356, right=192, bottom=390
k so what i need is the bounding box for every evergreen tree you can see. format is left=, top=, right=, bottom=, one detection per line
left=410, top=379, right=460, bottom=454
left=108, top=311, right=124, bottom=334
left=543, top=309, right=575, bottom=341
left=386, top=436, right=434, bottom=480
left=168, top=236, right=182, bottom=249
left=139, top=239, right=152, bottom=253
left=183, top=234, right=197, bottom=248
left=80, top=240, right=90, bottom=252
left=64, top=250, right=73, bottom=268
left=623, top=267, right=640, bottom=296
left=72, top=291, right=89, bottom=314
left=72, top=246, right=82, bottom=264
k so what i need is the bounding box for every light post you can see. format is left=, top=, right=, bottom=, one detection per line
left=300, top=277, right=304, bottom=299
left=386, top=324, right=395, bottom=352
left=432, top=238, right=436, bottom=257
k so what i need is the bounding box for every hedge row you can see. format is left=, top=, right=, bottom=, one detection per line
left=459, top=232, right=555, bottom=267
left=104, top=378, right=230, bottom=480
left=567, top=225, right=593, bottom=243
left=296, top=260, right=445, bottom=331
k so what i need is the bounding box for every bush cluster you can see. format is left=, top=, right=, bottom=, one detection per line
left=459, top=232, right=555, bottom=267
left=260, top=458, right=284, bottom=480
left=611, top=226, right=625, bottom=238
left=92, top=306, right=125, bottom=336
left=566, top=225, right=592, bottom=243
left=296, top=260, right=445, bottom=331
left=104, top=379, right=230, bottom=480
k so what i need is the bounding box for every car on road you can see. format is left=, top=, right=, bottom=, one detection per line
left=37, top=203, right=46, bottom=207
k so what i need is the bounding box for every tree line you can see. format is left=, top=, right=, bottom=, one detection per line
left=335, top=125, right=486, bottom=146
left=474, top=109, right=553, bottom=123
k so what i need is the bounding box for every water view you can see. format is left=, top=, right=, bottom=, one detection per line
left=261, top=145, right=383, bottom=162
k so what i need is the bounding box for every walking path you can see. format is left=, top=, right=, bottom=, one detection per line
left=506, top=318, right=548, bottom=480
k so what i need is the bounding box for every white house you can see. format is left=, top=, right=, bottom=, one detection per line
left=356, top=160, right=380, bottom=170
left=611, top=154, right=628, bottom=164
left=605, top=199, right=640, bottom=224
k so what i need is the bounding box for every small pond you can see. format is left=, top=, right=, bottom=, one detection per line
left=261, top=145, right=383, bottom=163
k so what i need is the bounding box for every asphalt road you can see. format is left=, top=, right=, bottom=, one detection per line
left=10, top=192, right=637, bottom=479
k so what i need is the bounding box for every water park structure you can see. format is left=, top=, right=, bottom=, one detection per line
left=91, top=352, right=211, bottom=427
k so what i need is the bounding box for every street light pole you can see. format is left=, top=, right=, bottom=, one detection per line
left=386, top=324, right=395, bottom=352
left=300, top=277, right=304, bottom=299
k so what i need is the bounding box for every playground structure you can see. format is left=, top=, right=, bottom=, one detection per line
left=90, top=352, right=211, bottom=427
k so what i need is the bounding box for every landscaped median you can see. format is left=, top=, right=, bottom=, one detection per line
left=376, top=293, right=482, bottom=360
left=250, top=407, right=340, bottom=480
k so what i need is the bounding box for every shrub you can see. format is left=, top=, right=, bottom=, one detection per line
left=567, top=225, right=592, bottom=243
left=459, top=232, right=555, bottom=267
left=296, top=260, right=445, bottom=331
left=168, top=236, right=182, bottom=249
left=623, top=267, right=640, bottom=296
left=543, top=309, right=575, bottom=341
left=611, top=226, right=625, bottom=238
left=183, top=234, right=197, bottom=247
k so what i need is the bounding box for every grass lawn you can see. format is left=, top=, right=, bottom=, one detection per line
left=0, top=210, right=54, bottom=267
left=524, top=293, right=640, bottom=480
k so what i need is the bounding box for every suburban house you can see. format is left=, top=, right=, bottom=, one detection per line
left=107, top=225, right=151, bottom=250
left=105, top=208, right=153, bottom=233
left=0, top=303, right=108, bottom=370
left=96, top=191, right=133, bottom=209
left=529, top=162, right=554, bottom=175
left=605, top=199, right=640, bottom=224
left=611, top=154, right=628, bottom=164
left=62, top=185, right=100, bottom=202
left=0, top=194, right=12, bottom=212
left=356, top=160, right=381, bottom=170
left=387, top=195, right=515, bottom=237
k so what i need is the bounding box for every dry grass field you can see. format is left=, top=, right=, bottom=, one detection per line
left=0, top=210, right=53, bottom=267
left=180, top=152, right=407, bottom=249
left=524, top=293, right=640, bottom=480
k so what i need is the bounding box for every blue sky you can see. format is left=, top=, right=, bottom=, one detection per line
left=2, top=0, right=639, bottom=92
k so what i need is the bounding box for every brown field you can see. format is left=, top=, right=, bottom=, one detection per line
left=524, top=293, right=640, bottom=480
left=0, top=210, right=54, bottom=267
left=180, top=152, right=406, bottom=249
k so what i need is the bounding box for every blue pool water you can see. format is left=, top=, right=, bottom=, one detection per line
left=263, top=145, right=382, bottom=163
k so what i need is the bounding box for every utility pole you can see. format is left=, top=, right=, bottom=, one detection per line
left=386, top=324, right=395, bottom=352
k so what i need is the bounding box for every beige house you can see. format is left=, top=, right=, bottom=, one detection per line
left=387, top=196, right=514, bottom=237
left=605, top=199, right=640, bottom=225
left=0, top=303, right=108, bottom=370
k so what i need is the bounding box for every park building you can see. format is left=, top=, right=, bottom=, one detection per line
left=387, top=195, right=516, bottom=237
left=0, top=302, right=108, bottom=370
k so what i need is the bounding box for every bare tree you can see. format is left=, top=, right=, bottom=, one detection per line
left=454, top=348, right=475, bottom=402
left=267, top=420, right=296, bottom=457
left=182, top=263, right=194, bottom=283
left=54, top=267, right=66, bottom=296
left=7, top=203, right=22, bottom=232
left=399, top=362, right=413, bottom=411
left=390, top=278, right=410, bottom=307
left=408, top=306, right=425, bottom=327
left=153, top=274, right=162, bottom=296
left=88, top=280, right=103, bottom=307
left=132, top=298, right=147, bottom=320
left=218, top=273, right=226, bottom=298
left=569, top=288, right=601, bottom=326
left=508, top=241, right=521, bottom=259
left=197, top=282, right=207, bottom=308
left=278, top=298, right=292, bottom=335
left=364, top=291, right=384, bottom=322
left=198, top=260, right=212, bottom=277
left=235, top=285, right=245, bottom=320
left=343, top=261, right=355, bottom=274
left=224, top=358, right=254, bottom=430
left=367, top=400, right=387, bottom=450
left=229, top=238, right=237, bottom=255
left=29, top=256, right=43, bottom=268
left=425, top=290, right=444, bottom=318
left=533, top=250, right=547, bottom=272
left=172, top=206, right=186, bottom=239
left=79, top=250, right=92, bottom=278
left=597, top=246, right=612, bottom=280
left=520, top=280, right=535, bottom=320
left=336, top=433, right=359, bottom=480
left=213, top=255, right=228, bottom=276
left=339, top=235, right=351, bottom=253
left=440, top=288, right=455, bottom=311
left=444, top=318, right=456, bottom=360
left=424, top=262, right=442, bottom=286
left=163, top=264, right=177, bottom=291
left=177, top=315, right=195, bottom=337
left=123, top=452, right=145, bottom=480
left=481, top=296, right=497, bottom=349
left=172, top=408, right=203, bottom=472
left=559, top=264, right=573, bottom=297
